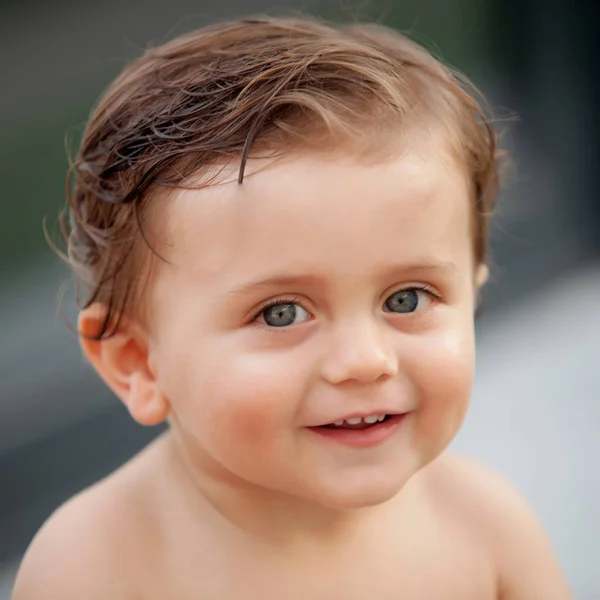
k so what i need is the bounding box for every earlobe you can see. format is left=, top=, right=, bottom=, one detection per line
left=474, top=264, right=489, bottom=318
left=476, top=263, right=490, bottom=288
left=78, top=304, right=170, bottom=426
left=128, top=371, right=170, bottom=425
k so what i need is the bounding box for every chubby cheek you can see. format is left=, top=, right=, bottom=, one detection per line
left=161, top=334, right=310, bottom=468
left=406, top=326, right=475, bottom=459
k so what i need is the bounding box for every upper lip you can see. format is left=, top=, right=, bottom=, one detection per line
left=312, top=409, right=406, bottom=427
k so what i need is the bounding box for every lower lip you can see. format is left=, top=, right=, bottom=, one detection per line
left=307, top=414, right=406, bottom=448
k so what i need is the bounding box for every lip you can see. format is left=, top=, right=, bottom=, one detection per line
left=307, top=413, right=407, bottom=448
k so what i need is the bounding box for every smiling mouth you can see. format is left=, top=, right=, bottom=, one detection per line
left=309, top=413, right=406, bottom=447
left=320, top=414, right=392, bottom=430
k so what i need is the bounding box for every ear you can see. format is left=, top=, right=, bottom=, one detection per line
left=78, top=304, right=169, bottom=426
left=474, top=263, right=489, bottom=318
left=476, top=263, right=489, bottom=288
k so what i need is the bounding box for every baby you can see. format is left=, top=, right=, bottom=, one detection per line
left=13, top=15, right=571, bottom=599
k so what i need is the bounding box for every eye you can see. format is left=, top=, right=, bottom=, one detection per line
left=259, top=302, right=311, bottom=328
left=383, top=288, right=432, bottom=314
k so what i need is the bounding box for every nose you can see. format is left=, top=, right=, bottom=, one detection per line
left=319, top=318, right=398, bottom=386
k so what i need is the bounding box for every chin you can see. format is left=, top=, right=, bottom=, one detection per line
left=310, top=472, right=411, bottom=510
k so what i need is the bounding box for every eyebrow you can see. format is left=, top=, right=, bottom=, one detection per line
left=379, top=260, right=458, bottom=278
left=226, top=260, right=458, bottom=298
left=226, top=274, right=325, bottom=297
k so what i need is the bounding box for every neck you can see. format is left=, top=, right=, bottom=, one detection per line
left=163, top=429, right=414, bottom=550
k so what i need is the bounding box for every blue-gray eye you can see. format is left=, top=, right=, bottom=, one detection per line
left=262, top=303, right=310, bottom=327
left=384, top=289, right=427, bottom=313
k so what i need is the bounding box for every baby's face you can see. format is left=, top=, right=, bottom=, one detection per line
left=148, top=141, right=479, bottom=509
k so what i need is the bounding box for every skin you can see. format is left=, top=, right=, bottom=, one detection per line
left=12, top=137, right=571, bottom=599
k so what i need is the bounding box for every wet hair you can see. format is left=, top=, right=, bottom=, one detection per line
left=59, top=14, right=503, bottom=339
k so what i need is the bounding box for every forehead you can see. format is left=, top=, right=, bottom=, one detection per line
left=158, top=142, right=472, bottom=287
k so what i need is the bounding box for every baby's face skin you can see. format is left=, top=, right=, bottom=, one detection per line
left=146, top=139, right=480, bottom=510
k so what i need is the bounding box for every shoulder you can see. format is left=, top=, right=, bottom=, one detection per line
left=420, top=452, right=532, bottom=525
left=12, top=460, right=159, bottom=600
left=420, top=452, right=572, bottom=599
left=12, top=487, right=126, bottom=599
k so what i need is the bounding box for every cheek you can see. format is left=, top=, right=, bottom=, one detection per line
left=406, top=325, right=475, bottom=450
left=161, top=335, right=312, bottom=449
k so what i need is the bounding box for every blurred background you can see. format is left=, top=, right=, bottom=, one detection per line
left=0, top=0, right=598, bottom=597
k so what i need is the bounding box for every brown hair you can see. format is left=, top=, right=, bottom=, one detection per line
left=60, top=15, right=502, bottom=339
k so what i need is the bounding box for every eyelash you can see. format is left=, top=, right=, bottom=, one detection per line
left=248, top=295, right=305, bottom=328
left=383, top=284, right=443, bottom=311
left=249, top=285, right=441, bottom=326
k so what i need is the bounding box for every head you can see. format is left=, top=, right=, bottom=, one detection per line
left=66, top=15, right=501, bottom=510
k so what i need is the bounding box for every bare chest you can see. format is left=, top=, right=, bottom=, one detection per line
left=142, top=531, right=496, bottom=600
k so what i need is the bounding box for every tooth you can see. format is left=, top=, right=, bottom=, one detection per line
left=364, top=415, right=379, bottom=424
left=334, top=420, right=344, bottom=426
left=377, top=415, right=386, bottom=422
left=346, top=417, right=362, bottom=425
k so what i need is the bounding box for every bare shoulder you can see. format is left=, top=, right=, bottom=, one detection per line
left=421, top=452, right=573, bottom=599
left=12, top=487, right=125, bottom=599
left=12, top=446, right=161, bottom=600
